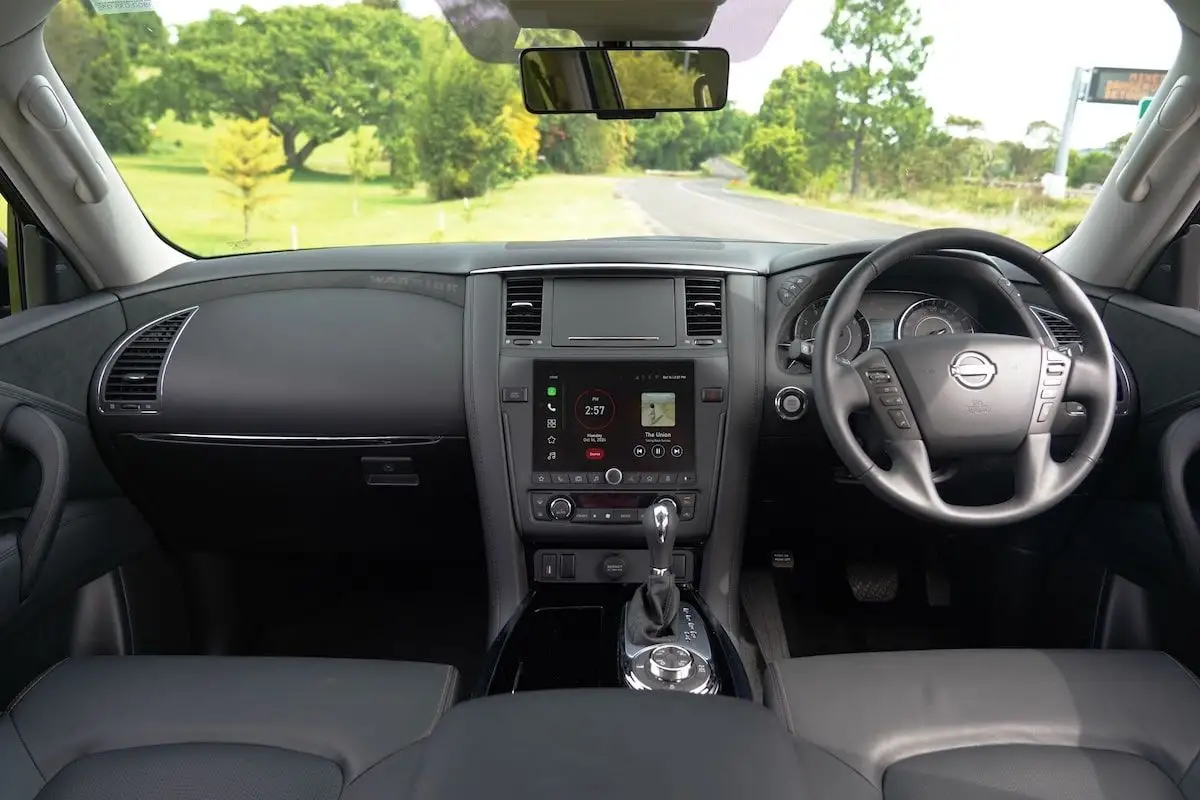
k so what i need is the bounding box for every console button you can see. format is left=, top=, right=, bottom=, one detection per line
left=501, top=387, right=528, bottom=403
left=572, top=509, right=594, bottom=522
left=588, top=472, right=604, bottom=484
left=701, top=387, right=724, bottom=403
left=560, top=554, right=576, bottom=579
left=615, top=509, right=637, bottom=522
left=680, top=473, right=696, bottom=485
left=539, top=553, right=559, bottom=580
left=532, top=472, right=551, bottom=486
left=551, top=473, right=569, bottom=484
left=602, top=555, right=626, bottom=581
left=531, top=495, right=549, bottom=520
left=641, top=473, right=658, bottom=485
left=672, top=554, right=687, bottom=576
left=623, top=472, right=641, bottom=484
left=679, top=507, right=695, bottom=521
left=569, top=473, right=587, bottom=485
left=660, top=473, right=677, bottom=485
left=597, top=509, right=617, bottom=523
left=604, top=467, right=623, bottom=485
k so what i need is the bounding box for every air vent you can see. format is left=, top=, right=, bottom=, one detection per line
left=101, top=309, right=195, bottom=412
left=505, top=277, right=543, bottom=338
left=685, top=277, right=724, bottom=338
left=1032, top=307, right=1082, bottom=348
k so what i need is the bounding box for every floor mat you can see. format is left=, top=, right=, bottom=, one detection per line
left=233, top=554, right=490, bottom=689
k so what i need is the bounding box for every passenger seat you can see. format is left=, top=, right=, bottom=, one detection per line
left=0, top=657, right=458, bottom=800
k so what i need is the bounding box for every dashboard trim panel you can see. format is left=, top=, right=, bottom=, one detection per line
left=471, top=263, right=759, bottom=275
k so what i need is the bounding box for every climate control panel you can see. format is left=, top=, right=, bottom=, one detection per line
left=530, top=491, right=698, bottom=524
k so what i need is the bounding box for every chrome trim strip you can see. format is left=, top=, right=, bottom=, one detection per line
left=471, top=262, right=758, bottom=275
left=566, top=336, right=661, bottom=341
left=132, top=433, right=441, bottom=446
left=95, top=306, right=199, bottom=414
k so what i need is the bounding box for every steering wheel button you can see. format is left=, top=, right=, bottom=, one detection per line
left=1045, top=377, right=1063, bottom=387
left=1040, top=389, right=1058, bottom=400
left=876, top=385, right=900, bottom=395
left=867, top=370, right=892, bottom=383
left=1037, top=402, right=1055, bottom=423
left=1046, top=364, right=1065, bottom=375
left=881, top=396, right=905, bottom=407
left=887, top=410, right=912, bottom=429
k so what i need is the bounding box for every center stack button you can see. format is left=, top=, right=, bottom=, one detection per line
left=605, top=467, right=623, bottom=486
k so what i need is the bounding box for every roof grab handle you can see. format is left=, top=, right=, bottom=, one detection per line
left=17, top=74, right=110, bottom=204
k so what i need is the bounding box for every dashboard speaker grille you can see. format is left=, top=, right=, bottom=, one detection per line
left=685, top=277, right=723, bottom=337
left=1032, top=307, right=1082, bottom=348
left=101, top=309, right=195, bottom=409
left=505, top=277, right=543, bottom=337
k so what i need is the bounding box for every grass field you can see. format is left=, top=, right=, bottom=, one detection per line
left=113, top=116, right=651, bottom=256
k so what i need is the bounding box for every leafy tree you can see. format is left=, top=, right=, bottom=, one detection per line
left=104, top=10, right=169, bottom=64
left=1025, top=121, right=1060, bottom=150
left=205, top=118, right=290, bottom=241
left=347, top=128, right=383, bottom=216
left=501, top=97, right=541, bottom=179
left=744, top=125, right=810, bottom=193
left=152, top=4, right=421, bottom=170
left=823, top=0, right=933, bottom=195
left=413, top=43, right=519, bottom=199
left=362, top=0, right=402, bottom=8
left=539, top=116, right=629, bottom=174
left=945, top=115, right=982, bottom=136
left=44, top=0, right=151, bottom=153
left=756, top=62, right=845, bottom=178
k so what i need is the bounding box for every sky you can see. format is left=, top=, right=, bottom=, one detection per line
left=143, top=0, right=1183, bottom=149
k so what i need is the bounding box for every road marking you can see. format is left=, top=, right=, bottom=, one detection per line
left=675, top=181, right=859, bottom=243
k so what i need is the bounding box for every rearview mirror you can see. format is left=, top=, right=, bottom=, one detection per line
left=520, top=47, right=730, bottom=115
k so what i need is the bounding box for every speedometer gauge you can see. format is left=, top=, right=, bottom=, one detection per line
left=898, top=298, right=977, bottom=339
left=792, top=298, right=872, bottom=362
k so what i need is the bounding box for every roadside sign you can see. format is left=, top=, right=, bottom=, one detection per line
left=1138, top=97, right=1154, bottom=119
left=1087, top=67, right=1167, bottom=105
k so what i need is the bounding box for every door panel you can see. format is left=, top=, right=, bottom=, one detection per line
left=0, top=295, right=163, bottom=702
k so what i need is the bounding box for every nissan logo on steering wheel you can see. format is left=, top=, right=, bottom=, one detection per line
left=949, top=351, right=997, bottom=389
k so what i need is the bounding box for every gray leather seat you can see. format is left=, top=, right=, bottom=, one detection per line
left=765, top=649, right=1200, bottom=800
left=0, top=656, right=458, bottom=800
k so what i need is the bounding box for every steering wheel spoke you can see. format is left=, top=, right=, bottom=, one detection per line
left=1012, top=432, right=1061, bottom=504
left=1062, top=350, right=1111, bottom=407
left=878, top=437, right=944, bottom=511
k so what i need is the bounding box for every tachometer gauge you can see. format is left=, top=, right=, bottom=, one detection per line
left=897, top=298, right=977, bottom=339
left=791, top=298, right=872, bottom=363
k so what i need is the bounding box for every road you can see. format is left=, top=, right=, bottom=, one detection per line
left=615, top=174, right=919, bottom=244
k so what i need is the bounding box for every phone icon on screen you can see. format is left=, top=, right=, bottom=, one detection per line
left=546, top=403, right=558, bottom=412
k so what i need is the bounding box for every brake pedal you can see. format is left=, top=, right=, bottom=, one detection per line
left=846, top=563, right=899, bottom=603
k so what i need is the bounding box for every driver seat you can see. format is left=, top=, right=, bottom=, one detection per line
left=764, top=649, right=1200, bottom=800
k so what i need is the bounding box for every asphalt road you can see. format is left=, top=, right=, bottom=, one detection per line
left=615, top=175, right=919, bottom=244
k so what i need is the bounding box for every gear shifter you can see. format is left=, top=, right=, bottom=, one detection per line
left=625, top=502, right=681, bottom=645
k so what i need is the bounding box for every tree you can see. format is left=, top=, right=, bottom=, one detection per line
left=744, top=125, right=810, bottom=193
left=104, top=9, right=169, bottom=63
left=757, top=62, right=845, bottom=177
left=945, top=115, right=982, bottom=137
left=151, top=5, right=422, bottom=170
left=205, top=118, right=290, bottom=241
left=413, top=43, right=520, bottom=199
left=501, top=97, right=541, bottom=180
left=823, top=0, right=934, bottom=195
left=346, top=128, right=384, bottom=216
left=44, top=0, right=151, bottom=153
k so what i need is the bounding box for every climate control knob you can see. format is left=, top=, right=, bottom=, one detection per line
left=548, top=496, right=574, bottom=520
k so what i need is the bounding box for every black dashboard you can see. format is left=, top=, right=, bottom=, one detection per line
left=82, top=237, right=1138, bottom=636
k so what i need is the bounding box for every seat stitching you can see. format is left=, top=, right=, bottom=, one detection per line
left=764, top=662, right=796, bottom=734
left=6, top=658, right=68, bottom=714
left=4, top=716, right=47, bottom=782
left=341, top=736, right=428, bottom=792
left=1163, top=652, right=1200, bottom=694
left=421, top=667, right=458, bottom=741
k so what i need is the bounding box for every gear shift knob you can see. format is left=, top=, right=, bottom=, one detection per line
left=642, top=501, right=679, bottom=573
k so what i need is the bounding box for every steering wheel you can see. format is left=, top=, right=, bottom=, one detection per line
left=812, top=228, right=1116, bottom=526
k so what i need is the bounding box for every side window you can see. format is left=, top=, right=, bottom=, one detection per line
left=0, top=183, right=89, bottom=321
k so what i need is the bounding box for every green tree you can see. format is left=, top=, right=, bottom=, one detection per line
left=413, top=43, right=519, bottom=199
left=744, top=125, right=810, bottom=193
left=823, top=0, right=934, bottom=195
left=44, top=0, right=150, bottom=153
left=756, top=62, right=845, bottom=179
left=151, top=4, right=421, bottom=170
left=346, top=128, right=384, bottom=216
left=539, top=115, right=629, bottom=173
left=205, top=118, right=290, bottom=241
left=104, top=9, right=169, bottom=63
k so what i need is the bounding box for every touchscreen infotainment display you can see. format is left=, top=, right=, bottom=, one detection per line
left=532, top=361, right=695, bottom=471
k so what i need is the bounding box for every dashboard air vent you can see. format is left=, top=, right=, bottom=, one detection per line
left=685, top=277, right=723, bottom=337
left=1032, top=307, right=1082, bottom=348
left=101, top=309, right=194, bottom=412
left=505, top=277, right=543, bottom=337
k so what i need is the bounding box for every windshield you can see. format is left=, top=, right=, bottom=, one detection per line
left=46, top=0, right=1178, bottom=256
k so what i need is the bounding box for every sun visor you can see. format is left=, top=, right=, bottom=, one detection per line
left=435, top=0, right=789, bottom=63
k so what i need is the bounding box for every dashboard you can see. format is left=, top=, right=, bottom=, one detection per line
left=79, top=237, right=1138, bottom=631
